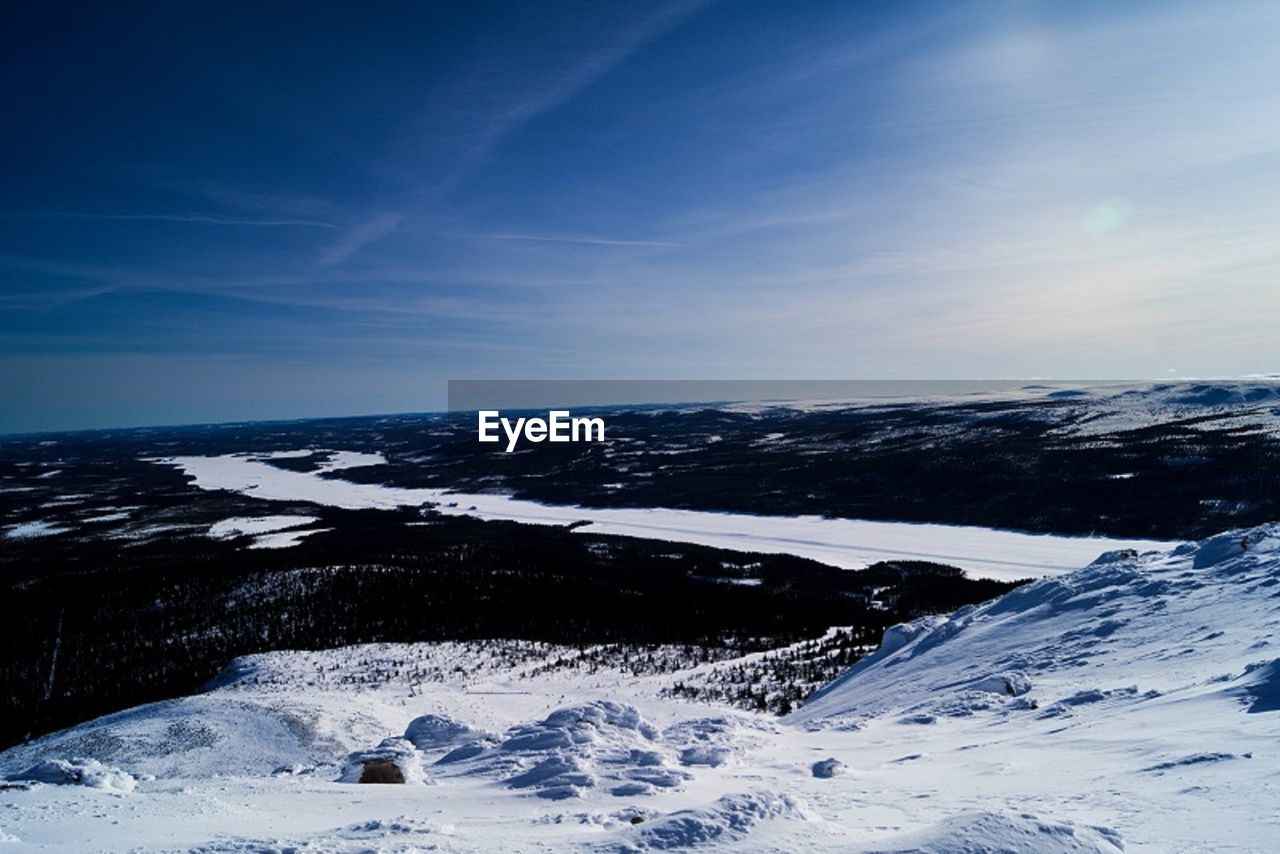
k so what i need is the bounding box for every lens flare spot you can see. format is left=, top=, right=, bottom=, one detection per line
left=1080, top=198, right=1134, bottom=235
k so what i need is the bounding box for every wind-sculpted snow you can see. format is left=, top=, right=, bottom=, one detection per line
left=664, top=715, right=776, bottom=770
left=5, top=757, right=138, bottom=792
left=4, top=529, right=1280, bottom=849
left=856, top=811, right=1126, bottom=854
left=403, top=713, right=493, bottom=750
left=405, top=701, right=696, bottom=801
left=792, top=524, right=1280, bottom=725
left=613, top=789, right=810, bottom=850
left=485, top=703, right=660, bottom=783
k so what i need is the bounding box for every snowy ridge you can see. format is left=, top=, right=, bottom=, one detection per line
left=3, top=529, right=1280, bottom=850
left=1038, top=381, right=1280, bottom=439
left=731, top=379, right=1280, bottom=434
left=793, top=525, right=1280, bottom=724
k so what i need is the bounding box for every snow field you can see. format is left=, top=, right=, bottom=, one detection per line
left=4, top=526, right=1280, bottom=850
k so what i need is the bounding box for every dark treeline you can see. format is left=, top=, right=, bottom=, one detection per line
left=0, top=513, right=1017, bottom=750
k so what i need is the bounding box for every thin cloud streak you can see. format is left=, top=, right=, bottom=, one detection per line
left=316, top=212, right=406, bottom=267
left=0, top=211, right=337, bottom=228
left=450, top=0, right=715, bottom=176
left=475, top=232, right=682, bottom=248
left=315, top=1, right=714, bottom=269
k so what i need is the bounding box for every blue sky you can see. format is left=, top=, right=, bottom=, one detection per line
left=3, top=0, right=1279, bottom=432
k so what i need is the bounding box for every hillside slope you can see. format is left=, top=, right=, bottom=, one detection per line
left=2, top=528, right=1278, bottom=850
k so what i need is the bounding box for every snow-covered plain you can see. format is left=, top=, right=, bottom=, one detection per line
left=4, top=527, right=1279, bottom=851
left=153, top=452, right=1173, bottom=581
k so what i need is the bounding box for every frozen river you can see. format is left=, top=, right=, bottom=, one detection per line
left=155, top=452, right=1177, bottom=581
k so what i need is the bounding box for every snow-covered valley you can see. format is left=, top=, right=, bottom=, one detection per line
left=5, top=384, right=1280, bottom=851
left=4, top=526, right=1278, bottom=851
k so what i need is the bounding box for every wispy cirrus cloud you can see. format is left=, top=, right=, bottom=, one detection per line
left=442, top=0, right=715, bottom=177
left=316, top=212, right=407, bottom=267
left=0, top=210, right=336, bottom=228
left=473, top=232, right=682, bottom=248
left=312, top=1, right=714, bottom=268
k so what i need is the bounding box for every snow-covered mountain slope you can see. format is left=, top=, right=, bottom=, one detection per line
left=3, top=528, right=1279, bottom=851
left=789, top=525, right=1280, bottom=848
left=1040, top=380, right=1280, bottom=438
